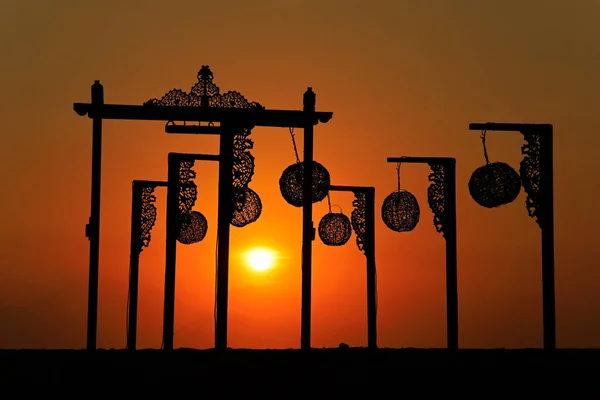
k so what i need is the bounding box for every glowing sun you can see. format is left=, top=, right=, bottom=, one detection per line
left=245, top=248, right=275, bottom=272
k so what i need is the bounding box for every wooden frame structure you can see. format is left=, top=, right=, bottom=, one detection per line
left=386, top=157, right=458, bottom=349
left=73, top=66, right=333, bottom=350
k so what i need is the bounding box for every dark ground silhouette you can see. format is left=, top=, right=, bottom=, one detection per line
left=2, top=348, right=599, bottom=387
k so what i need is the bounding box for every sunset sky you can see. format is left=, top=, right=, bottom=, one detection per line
left=1, top=0, right=599, bottom=350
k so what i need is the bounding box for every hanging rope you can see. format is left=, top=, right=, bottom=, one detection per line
left=480, top=129, right=490, bottom=165
left=396, top=162, right=401, bottom=191
left=326, top=192, right=332, bottom=213
left=288, top=127, right=301, bottom=163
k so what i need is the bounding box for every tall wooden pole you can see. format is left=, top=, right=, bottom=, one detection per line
left=444, top=160, right=458, bottom=349
left=86, top=80, right=103, bottom=350
left=215, top=126, right=235, bottom=351
left=301, top=88, right=315, bottom=350
left=163, top=154, right=180, bottom=350
left=127, top=181, right=143, bottom=351
left=364, top=188, right=378, bottom=349
left=539, top=127, right=555, bottom=349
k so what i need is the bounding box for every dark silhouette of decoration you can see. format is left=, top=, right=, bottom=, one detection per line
left=317, top=185, right=378, bottom=349
left=520, top=132, right=541, bottom=225
left=381, top=163, right=420, bottom=232
left=73, top=65, right=333, bottom=351
left=351, top=192, right=367, bottom=253
left=386, top=157, right=458, bottom=349
left=279, top=128, right=330, bottom=207
left=427, top=164, right=447, bottom=236
left=144, top=65, right=264, bottom=110
left=468, top=130, right=521, bottom=208
left=128, top=180, right=168, bottom=351
left=177, top=211, right=209, bottom=244
left=231, top=187, right=263, bottom=228
left=318, top=194, right=352, bottom=246
left=177, top=159, right=198, bottom=228
left=139, top=186, right=158, bottom=253
left=467, top=122, right=555, bottom=350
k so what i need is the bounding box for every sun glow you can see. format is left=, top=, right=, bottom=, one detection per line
left=245, top=248, right=275, bottom=272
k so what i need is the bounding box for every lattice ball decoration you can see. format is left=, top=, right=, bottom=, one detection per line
left=177, top=211, right=208, bottom=245
left=279, top=161, right=331, bottom=208
left=318, top=212, right=352, bottom=246
left=381, top=190, right=420, bottom=232
left=468, top=161, right=521, bottom=209
left=231, top=187, right=263, bottom=228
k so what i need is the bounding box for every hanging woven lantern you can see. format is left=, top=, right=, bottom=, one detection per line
left=381, top=190, right=420, bottom=232
left=318, top=212, right=352, bottom=246
left=231, top=187, right=263, bottom=228
left=279, top=161, right=331, bottom=208
left=468, top=161, right=521, bottom=208
left=177, top=211, right=208, bottom=245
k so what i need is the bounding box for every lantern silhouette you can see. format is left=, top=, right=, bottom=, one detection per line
left=468, top=130, right=521, bottom=208
left=318, top=195, right=352, bottom=246
left=231, top=187, right=263, bottom=228
left=381, top=163, right=420, bottom=232
left=177, top=211, right=208, bottom=245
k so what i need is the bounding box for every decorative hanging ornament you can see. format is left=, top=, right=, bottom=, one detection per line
left=279, top=127, right=330, bottom=207
left=381, top=163, right=420, bottom=232
left=177, top=211, right=208, bottom=245
left=468, top=130, right=521, bottom=208
left=231, top=187, right=263, bottom=228
left=318, top=194, right=352, bottom=246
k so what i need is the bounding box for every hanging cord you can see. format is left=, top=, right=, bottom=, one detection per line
left=396, top=162, right=402, bottom=191
left=288, top=127, right=301, bottom=163
left=481, top=129, right=490, bottom=165
left=326, top=193, right=344, bottom=214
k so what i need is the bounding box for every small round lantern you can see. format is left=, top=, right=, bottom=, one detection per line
left=177, top=211, right=208, bottom=245
left=231, top=187, right=263, bottom=228
left=318, top=212, right=352, bottom=246
left=279, top=161, right=331, bottom=208
left=381, top=190, right=420, bottom=232
left=468, top=161, right=521, bottom=208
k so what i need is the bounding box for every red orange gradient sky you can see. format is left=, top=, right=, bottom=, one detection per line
left=1, top=0, right=599, bottom=349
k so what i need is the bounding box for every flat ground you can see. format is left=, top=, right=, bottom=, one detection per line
left=1, top=348, right=598, bottom=391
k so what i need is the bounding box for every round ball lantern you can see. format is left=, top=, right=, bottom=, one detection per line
left=279, top=161, right=331, bottom=208
left=468, top=161, right=521, bottom=208
left=318, top=212, right=352, bottom=246
left=177, top=211, right=208, bottom=245
left=381, top=190, right=420, bottom=232
left=231, top=187, right=263, bottom=228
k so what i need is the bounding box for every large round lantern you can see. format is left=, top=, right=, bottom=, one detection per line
left=279, top=161, right=331, bottom=207
left=468, top=161, right=521, bottom=208
left=318, top=212, right=352, bottom=246
left=177, top=211, right=208, bottom=245
left=231, top=187, right=263, bottom=228
left=381, top=190, right=420, bottom=232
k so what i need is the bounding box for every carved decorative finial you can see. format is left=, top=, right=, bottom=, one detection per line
left=303, top=87, right=315, bottom=112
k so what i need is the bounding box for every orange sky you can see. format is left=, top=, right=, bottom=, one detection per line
left=1, top=0, right=599, bottom=350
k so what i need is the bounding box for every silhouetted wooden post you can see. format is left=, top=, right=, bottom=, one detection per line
left=163, top=154, right=180, bottom=351
left=84, top=80, right=104, bottom=351
left=215, top=125, right=235, bottom=351
left=127, top=180, right=167, bottom=351
left=326, top=185, right=378, bottom=349
left=386, top=157, right=458, bottom=349
left=468, top=123, right=555, bottom=350
left=301, top=88, right=315, bottom=350
left=163, top=152, right=219, bottom=351
left=364, top=187, right=377, bottom=349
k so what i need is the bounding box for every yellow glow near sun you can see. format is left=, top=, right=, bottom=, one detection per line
left=245, top=248, right=275, bottom=272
